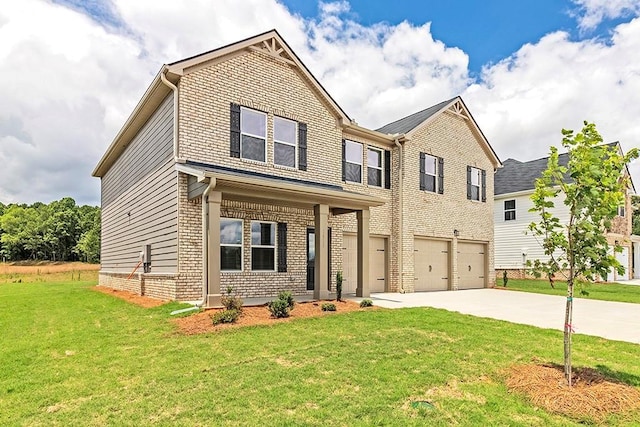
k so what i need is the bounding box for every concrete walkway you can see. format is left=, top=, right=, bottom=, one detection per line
left=350, top=289, right=640, bottom=344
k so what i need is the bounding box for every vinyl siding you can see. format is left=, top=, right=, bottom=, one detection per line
left=100, top=93, right=177, bottom=273
left=494, top=192, right=570, bottom=269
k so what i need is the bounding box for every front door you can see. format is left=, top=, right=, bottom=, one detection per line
left=307, top=228, right=331, bottom=291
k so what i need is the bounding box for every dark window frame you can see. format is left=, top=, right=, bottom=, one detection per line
left=504, top=199, right=516, bottom=221
left=220, top=218, right=243, bottom=272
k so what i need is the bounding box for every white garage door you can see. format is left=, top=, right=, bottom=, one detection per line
left=342, top=234, right=387, bottom=294
left=608, top=247, right=629, bottom=282
left=414, top=238, right=449, bottom=291
left=457, top=242, right=486, bottom=289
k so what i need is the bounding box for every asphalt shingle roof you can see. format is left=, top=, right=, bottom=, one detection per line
left=494, top=142, right=620, bottom=195
left=375, top=98, right=455, bottom=134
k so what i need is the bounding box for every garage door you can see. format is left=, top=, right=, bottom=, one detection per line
left=414, top=238, right=449, bottom=291
left=457, top=241, right=486, bottom=289
left=342, top=234, right=387, bottom=294
left=608, top=246, right=629, bottom=282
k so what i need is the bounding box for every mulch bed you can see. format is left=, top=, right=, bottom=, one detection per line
left=173, top=300, right=373, bottom=335
left=506, top=363, right=640, bottom=421
left=92, top=286, right=168, bottom=308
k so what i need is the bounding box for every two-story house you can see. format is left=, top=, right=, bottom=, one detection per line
left=494, top=144, right=637, bottom=281
left=93, top=30, right=501, bottom=306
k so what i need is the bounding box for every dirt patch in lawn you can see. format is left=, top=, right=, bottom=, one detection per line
left=92, top=286, right=167, bottom=308
left=174, top=300, right=375, bottom=335
left=0, top=262, right=99, bottom=274
left=506, top=363, right=640, bottom=422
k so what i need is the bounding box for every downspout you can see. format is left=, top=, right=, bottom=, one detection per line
left=200, top=178, right=216, bottom=306
left=394, top=136, right=405, bottom=293
left=160, top=70, right=180, bottom=161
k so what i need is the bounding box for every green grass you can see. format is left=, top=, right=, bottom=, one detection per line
left=501, top=278, right=640, bottom=304
left=1, top=279, right=640, bottom=426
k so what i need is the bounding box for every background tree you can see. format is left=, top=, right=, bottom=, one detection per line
left=528, top=122, right=638, bottom=386
left=632, top=195, right=640, bottom=235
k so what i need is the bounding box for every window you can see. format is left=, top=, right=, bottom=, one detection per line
left=240, top=107, right=266, bottom=162
left=419, top=153, right=443, bottom=193
left=220, top=218, right=243, bottom=271
left=274, top=117, right=297, bottom=168
left=618, top=205, right=626, bottom=217
left=466, top=166, right=486, bottom=202
left=367, top=148, right=382, bottom=187
left=251, top=221, right=275, bottom=271
left=343, top=140, right=363, bottom=183
left=504, top=200, right=516, bottom=221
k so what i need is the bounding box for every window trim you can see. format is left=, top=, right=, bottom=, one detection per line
left=250, top=220, right=277, bottom=272
left=367, top=147, right=383, bottom=187
left=240, top=107, right=267, bottom=163
left=273, top=116, right=297, bottom=169
left=220, top=218, right=243, bottom=272
left=422, top=153, right=438, bottom=193
left=344, top=140, right=363, bottom=184
left=504, top=199, right=516, bottom=221
left=470, top=166, right=481, bottom=201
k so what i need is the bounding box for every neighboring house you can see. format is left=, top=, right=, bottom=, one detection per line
left=494, top=143, right=637, bottom=281
left=93, top=30, right=501, bottom=306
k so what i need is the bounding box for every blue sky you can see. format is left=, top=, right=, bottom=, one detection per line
left=1, top=0, right=639, bottom=204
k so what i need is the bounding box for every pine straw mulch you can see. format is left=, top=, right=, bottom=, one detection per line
left=92, top=286, right=168, bottom=308
left=506, top=363, right=640, bottom=422
left=173, top=300, right=375, bottom=335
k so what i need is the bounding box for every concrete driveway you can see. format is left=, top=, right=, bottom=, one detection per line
left=351, top=289, right=640, bottom=344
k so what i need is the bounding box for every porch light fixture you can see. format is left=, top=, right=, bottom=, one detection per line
left=453, top=229, right=460, bottom=237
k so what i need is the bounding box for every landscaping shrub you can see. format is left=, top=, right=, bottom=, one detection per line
left=336, top=271, right=343, bottom=301
left=502, top=270, right=509, bottom=287
left=268, top=299, right=290, bottom=318
left=321, top=302, right=336, bottom=312
left=221, top=287, right=243, bottom=312
left=277, top=290, right=295, bottom=309
left=211, top=309, right=240, bottom=325
left=359, top=299, right=373, bottom=308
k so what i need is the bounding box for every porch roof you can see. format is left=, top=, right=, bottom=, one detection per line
left=176, top=160, right=385, bottom=211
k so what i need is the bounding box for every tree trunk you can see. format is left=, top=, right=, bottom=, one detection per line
left=564, top=278, right=574, bottom=387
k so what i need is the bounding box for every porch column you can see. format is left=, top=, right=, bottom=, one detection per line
left=206, top=191, right=222, bottom=307
left=356, top=208, right=370, bottom=297
left=314, top=204, right=329, bottom=300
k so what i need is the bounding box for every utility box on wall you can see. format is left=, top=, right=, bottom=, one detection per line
left=143, top=244, right=152, bottom=273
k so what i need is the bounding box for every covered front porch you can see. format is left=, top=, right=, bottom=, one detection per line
left=177, top=161, right=384, bottom=307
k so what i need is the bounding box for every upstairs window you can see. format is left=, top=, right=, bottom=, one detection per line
left=419, top=153, right=444, bottom=193
left=220, top=218, right=243, bottom=271
left=343, top=140, right=363, bottom=183
left=618, top=205, right=626, bottom=217
left=467, top=166, right=486, bottom=202
left=251, top=221, right=275, bottom=271
left=504, top=200, right=516, bottom=221
left=240, top=107, right=266, bottom=162
left=367, top=148, right=383, bottom=187
left=274, top=117, right=297, bottom=168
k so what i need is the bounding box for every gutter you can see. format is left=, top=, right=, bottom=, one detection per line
left=393, top=135, right=405, bottom=293
left=160, top=69, right=181, bottom=162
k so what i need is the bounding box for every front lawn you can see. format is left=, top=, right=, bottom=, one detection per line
left=1, top=279, right=639, bottom=425
left=500, top=278, right=640, bottom=304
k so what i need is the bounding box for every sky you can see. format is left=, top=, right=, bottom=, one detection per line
left=1, top=0, right=639, bottom=206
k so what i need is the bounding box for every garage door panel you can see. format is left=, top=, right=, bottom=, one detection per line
left=457, top=242, right=486, bottom=289
left=414, top=238, right=449, bottom=291
left=343, top=234, right=387, bottom=294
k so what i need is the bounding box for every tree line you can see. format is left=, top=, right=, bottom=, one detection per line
left=0, top=197, right=100, bottom=263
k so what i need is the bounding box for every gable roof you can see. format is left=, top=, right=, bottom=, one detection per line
left=494, top=142, right=633, bottom=196
left=93, top=29, right=350, bottom=177
left=376, top=96, right=501, bottom=168
left=376, top=98, right=455, bottom=134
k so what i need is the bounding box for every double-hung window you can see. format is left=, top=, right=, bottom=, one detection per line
left=344, top=140, right=363, bottom=183
left=251, top=221, right=276, bottom=271
left=220, top=218, right=243, bottom=271
left=367, top=148, right=382, bottom=187
left=504, top=200, right=516, bottom=221
left=274, top=117, right=297, bottom=168
left=469, top=167, right=481, bottom=201
left=618, top=205, right=626, bottom=217
left=423, top=154, right=437, bottom=192
left=240, top=107, right=266, bottom=162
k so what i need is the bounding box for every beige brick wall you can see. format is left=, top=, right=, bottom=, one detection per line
left=98, top=272, right=179, bottom=301
left=400, top=112, right=496, bottom=290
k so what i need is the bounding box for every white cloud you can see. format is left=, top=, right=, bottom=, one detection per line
left=0, top=0, right=639, bottom=205
left=572, top=0, right=640, bottom=30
